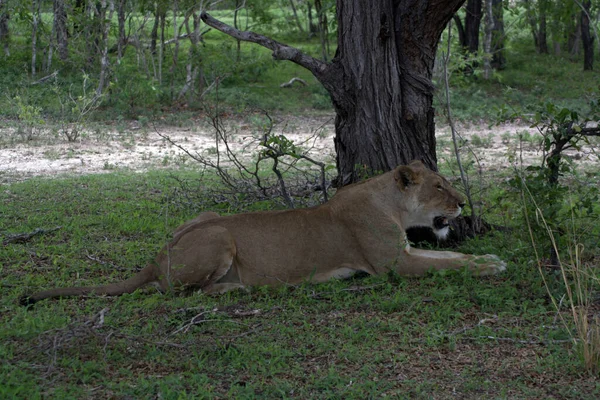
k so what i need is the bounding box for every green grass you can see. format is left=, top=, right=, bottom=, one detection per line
left=1, top=170, right=600, bottom=398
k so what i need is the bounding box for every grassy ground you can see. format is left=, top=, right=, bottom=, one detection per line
left=1, top=170, right=599, bottom=399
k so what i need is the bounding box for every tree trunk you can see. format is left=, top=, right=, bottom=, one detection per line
left=453, top=0, right=482, bottom=73
left=54, top=0, right=68, bottom=61
left=31, top=0, right=40, bottom=77
left=170, top=0, right=179, bottom=100
left=234, top=0, right=242, bottom=62
left=524, top=0, right=548, bottom=54
left=315, top=0, right=329, bottom=62
left=288, top=0, right=305, bottom=34
left=46, top=17, right=55, bottom=72
left=568, top=16, right=581, bottom=57
left=117, top=0, right=127, bottom=61
left=0, top=0, right=9, bottom=57
left=329, top=0, right=455, bottom=184
left=150, top=4, right=160, bottom=55
left=464, top=0, right=482, bottom=54
left=85, top=0, right=101, bottom=69
left=490, top=0, right=505, bottom=69
left=538, top=1, right=548, bottom=54
left=179, top=9, right=202, bottom=101
left=96, top=0, right=115, bottom=97
left=202, top=0, right=464, bottom=185
left=159, top=10, right=166, bottom=85
left=482, top=0, right=493, bottom=79
left=581, top=0, right=593, bottom=71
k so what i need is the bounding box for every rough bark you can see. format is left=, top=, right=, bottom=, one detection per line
left=581, top=0, right=593, bottom=71
left=202, top=0, right=464, bottom=185
left=54, top=0, right=68, bottom=61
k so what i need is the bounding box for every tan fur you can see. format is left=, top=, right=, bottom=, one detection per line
left=21, top=161, right=506, bottom=305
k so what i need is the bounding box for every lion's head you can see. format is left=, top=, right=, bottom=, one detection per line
left=394, top=160, right=465, bottom=239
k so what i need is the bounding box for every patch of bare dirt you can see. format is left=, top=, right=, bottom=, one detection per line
left=0, top=114, right=597, bottom=184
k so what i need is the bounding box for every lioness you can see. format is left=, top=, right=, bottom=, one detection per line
left=21, top=161, right=506, bottom=305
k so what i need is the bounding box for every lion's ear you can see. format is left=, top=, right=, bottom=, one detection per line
left=408, top=160, right=425, bottom=169
left=394, top=165, right=422, bottom=189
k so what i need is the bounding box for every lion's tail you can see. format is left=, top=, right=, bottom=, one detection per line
left=19, top=264, right=160, bottom=306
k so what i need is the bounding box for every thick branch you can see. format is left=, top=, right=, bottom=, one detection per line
left=201, top=12, right=328, bottom=80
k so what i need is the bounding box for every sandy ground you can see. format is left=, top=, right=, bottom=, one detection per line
left=0, top=114, right=598, bottom=184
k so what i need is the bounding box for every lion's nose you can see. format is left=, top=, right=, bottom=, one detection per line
left=458, top=202, right=466, bottom=208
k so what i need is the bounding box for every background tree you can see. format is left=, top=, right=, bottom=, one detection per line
left=203, top=0, right=467, bottom=185
left=53, top=0, right=68, bottom=62
left=490, top=0, right=505, bottom=69
left=524, top=0, right=549, bottom=53
left=453, top=0, right=483, bottom=60
left=580, top=0, right=594, bottom=70
left=0, top=0, right=9, bottom=57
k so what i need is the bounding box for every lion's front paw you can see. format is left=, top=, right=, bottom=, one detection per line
left=472, top=254, right=507, bottom=276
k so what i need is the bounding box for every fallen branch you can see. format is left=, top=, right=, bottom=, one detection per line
left=280, top=77, right=307, bottom=88
left=3, top=226, right=62, bottom=246
left=31, top=70, right=58, bottom=85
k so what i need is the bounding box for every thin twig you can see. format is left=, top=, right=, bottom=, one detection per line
left=3, top=226, right=62, bottom=246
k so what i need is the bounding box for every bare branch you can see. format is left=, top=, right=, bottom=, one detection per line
left=280, top=77, right=308, bottom=88
left=200, top=12, right=328, bottom=79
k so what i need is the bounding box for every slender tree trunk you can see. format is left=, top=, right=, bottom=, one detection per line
left=453, top=0, right=482, bottom=73
left=159, top=10, right=165, bottom=85
left=0, top=0, right=9, bottom=57
left=86, top=0, right=100, bottom=69
left=150, top=3, right=160, bottom=55
left=288, top=0, right=305, bottom=34
left=538, top=1, right=548, bottom=54
left=482, top=0, right=493, bottom=79
left=234, top=0, right=242, bottom=62
left=31, top=0, right=40, bottom=77
left=179, top=9, right=202, bottom=101
left=46, top=17, right=55, bottom=72
left=117, top=0, right=127, bottom=61
left=568, top=16, right=581, bottom=57
left=54, top=0, right=68, bottom=61
left=170, top=0, right=180, bottom=100
left=490, top=0, right=505, bottom=69
left=307, top=2, right=317, bottom=35
left=96, top=0, right=115, bottom=97
left=315, top=0, right=329, bottom=61
left=581, top=0, right=593, bottom=71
